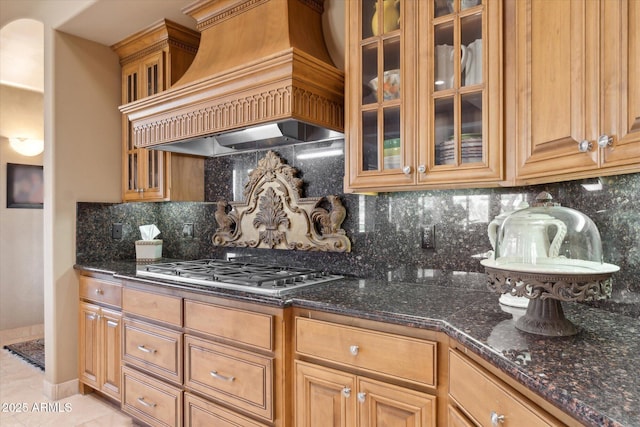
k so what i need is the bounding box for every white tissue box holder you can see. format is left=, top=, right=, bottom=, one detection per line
left=135, top=239, right=162, bottom=262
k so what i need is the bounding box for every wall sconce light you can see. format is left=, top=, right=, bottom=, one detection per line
left=9, top=137, right=44, bottom=156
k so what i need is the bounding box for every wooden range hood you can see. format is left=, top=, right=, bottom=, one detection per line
left=120, top=0, right=345, bottom=156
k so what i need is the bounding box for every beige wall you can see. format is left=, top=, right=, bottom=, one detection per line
left=43, top=28, right=121, bottom=392
left=0, top=85, right=44, bottom=331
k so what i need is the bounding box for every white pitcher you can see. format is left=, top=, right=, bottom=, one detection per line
left=495, top=212, right=567, bottom=264
left=435, top=44, right=468, bottom=89
left=464, top=39, right=482, bottom=86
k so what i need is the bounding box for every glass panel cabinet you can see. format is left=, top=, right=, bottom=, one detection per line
left=113, top=20, right=204, bottom=202
left=346, top=0, right=502, bottom=192
left=121, top=53, right=166, bottom=201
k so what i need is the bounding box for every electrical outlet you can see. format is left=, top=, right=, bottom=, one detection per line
left=112, top=223, right=123, bottom=239
left=421, top=225, right=435, bottom=249
left=182, top=223, right=194, bottom=238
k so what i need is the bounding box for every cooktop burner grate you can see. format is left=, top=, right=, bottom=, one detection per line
left=137, top=259, right=342, bottom=296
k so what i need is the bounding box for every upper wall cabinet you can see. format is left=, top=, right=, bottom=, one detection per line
left=345, top=0, right=503, bottom=193
left=113, top=20, right=205, bottom=202
left=507, top=0, right=640, bottom=184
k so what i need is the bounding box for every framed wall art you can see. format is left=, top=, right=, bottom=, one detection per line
left=6, top=163, right=44, bottom=209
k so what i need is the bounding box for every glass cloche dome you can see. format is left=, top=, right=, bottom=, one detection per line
left=481, top=192, right=619, bottom=336
left=493, top=191, right=608, bottom=272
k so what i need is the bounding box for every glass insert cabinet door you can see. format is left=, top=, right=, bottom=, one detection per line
left=361, top=0, right=403, bottom=173
left=346, top=0, right=501, bottom=191
left=419, top=0, right=502, bottom=185
left=432, top=0, right=484, bottom=167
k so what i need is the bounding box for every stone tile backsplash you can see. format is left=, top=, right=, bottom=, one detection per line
left=77, top=143, right=639, bottom=315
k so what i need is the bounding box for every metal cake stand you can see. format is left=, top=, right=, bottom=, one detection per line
left=481, top=259, right=618, bottom=336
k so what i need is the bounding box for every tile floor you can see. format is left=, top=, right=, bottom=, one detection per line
left=0, top=349, right=136, bottom=426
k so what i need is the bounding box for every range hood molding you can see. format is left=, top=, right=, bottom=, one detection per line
left=119, top=0, right=344, bottom=155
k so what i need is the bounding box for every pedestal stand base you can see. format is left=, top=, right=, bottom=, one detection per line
left=515, top=298, right=577, bottom=336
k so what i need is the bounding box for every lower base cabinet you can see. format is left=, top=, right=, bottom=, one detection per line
left=448, top=350, right=561, bottom=427
left=122, top=365, right=183, bottom=427
left=78, top=275, right=123, bottom=402
left=295, top=360, right=436, bottom=427
left=183, top=334, right=274, bottom=422
left=448, top=404, right=476, bottom=427
left=184, top=392, right=268, bottom=427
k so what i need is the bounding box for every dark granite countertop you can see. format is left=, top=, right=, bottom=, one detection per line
left=75, top=260, right=639, bottom=427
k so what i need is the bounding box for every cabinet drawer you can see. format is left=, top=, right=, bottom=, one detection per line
left=184, top=392, right=268, bottom=427
left=184, top=299, right=272, bottom=351
left=79, top=276, right=121, bottom=307
left=449, top=350, right=559, bottom=427
left=123, top=319, right=183, bottom=384
left=184, top=335, right=273, bottom=421
left=123, top=288, right=182, bottom=327
left=295, top=317, right=437, bottom=387
left=122, top=366, right=182, bottom=427
left=448, top=404, right=475, bottom=427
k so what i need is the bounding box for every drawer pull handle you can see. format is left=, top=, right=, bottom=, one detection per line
left=349, top=345, right=359, bottom=356
left=95, top=289, right=103, bottom=295
left=342, top=387, right=351, bottom=398
left=137, top=345, right=157, bottom=354
left=490, top=411, right=505, bottom=426
left=210, top=370, right=235, bottom=382
left=357, top=392, right=366, bottom=403
left=137, top=397, right=156, bottom=408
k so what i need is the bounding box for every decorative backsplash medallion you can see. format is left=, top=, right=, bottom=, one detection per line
left=212, top=151, right=351, bottom=252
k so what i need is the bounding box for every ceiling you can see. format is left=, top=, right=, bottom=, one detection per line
left=0, top=0, right=197, bottom=93
left=0, top=0, right=344, bottom=93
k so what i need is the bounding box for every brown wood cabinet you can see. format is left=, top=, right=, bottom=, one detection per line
left=184, top=335, right=274, bottom=421
left=294, top=314, right=438, bottom=427
left=121, top=286, right=184, bottom=426
left=123, top=318, right=183, bottom=385
left=78, top=272, right=598, bottom=426
left=184, top=392, right=268, bottom=427
left=118, top=281, right=290, bottom=427
left=295, top=360, right=436, bottom=427
left=345, top=0, right=503, bottom=192
left=78, top=275, right=122, bottom=402
left=506, top=0, right=640, bottom=184
left=122, top=365, right=183, bottom=427
left=448, top=349, right=563, bottom=427
left=112, top=19, right=204, bottom=202
left=295, top=316, right=436, bottom=387
left=182, top=298, right=288, bottom=425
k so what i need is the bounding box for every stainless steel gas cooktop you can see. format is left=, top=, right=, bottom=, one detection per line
left=136, top=259, right=342, bottom=296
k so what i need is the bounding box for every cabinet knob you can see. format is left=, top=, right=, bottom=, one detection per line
left=349, top=345, right=359, bottom=356
left=402, top=165, right=412, bottom=175
left=598, top=134, right=613, bottom=148
left=95, top=289, right=103, bottom=295
left=417, top=164, right=426, bottom=174
left=357, top=392, right=367, bottom=403
left=490, top=411, right=505, bottom=426
left=577, top=140, right=592, bottom=152
left=342, top=387, right=351, bottom=398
